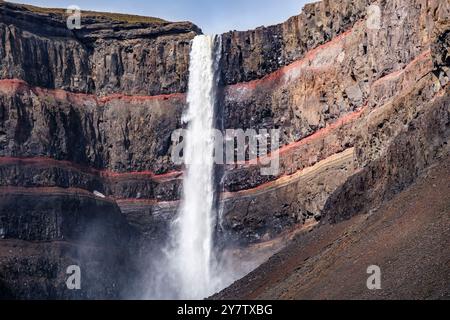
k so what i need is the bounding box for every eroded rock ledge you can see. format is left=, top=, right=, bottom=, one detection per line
left=0, top=2, right=201, bottom=96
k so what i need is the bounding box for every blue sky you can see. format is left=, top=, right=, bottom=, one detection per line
left=10, top=0, right=312, bottom=34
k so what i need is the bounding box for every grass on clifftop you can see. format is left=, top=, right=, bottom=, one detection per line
left=5, top=1, right=168, bottom=24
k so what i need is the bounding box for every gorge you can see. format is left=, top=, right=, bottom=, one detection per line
left=0, top=0, right=449, bottom=300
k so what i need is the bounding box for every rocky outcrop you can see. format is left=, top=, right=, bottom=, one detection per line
left=220, top=0, right=372, bottom=84
left=221, top=0, right=429, bottom=146
left=0, top=187, right=134, bottom=241
left=220, top=149, right=356, bottom=244
left=322, top=0, right=450, bottom=223
left=216, top=0, right=449, bottom=242
left=213, top=155, right=450, bottom=299
left=428, top=0, right=450, bottom=81
left=0, top=0, right=449, bottom=299
left=325, top=78, right=449, bottom=223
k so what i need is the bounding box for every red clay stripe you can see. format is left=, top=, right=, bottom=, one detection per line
left=0, top=79, right=186, bottom=104
left=234, top=105, right=366, bottom=167
left=372, top=49, right=432, bottom=88
left=0, top=21, right=359, bottom=104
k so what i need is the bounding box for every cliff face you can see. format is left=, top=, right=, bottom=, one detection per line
left=0, top=0, right=449, bottom=299
left=0, top=188, right=138, bottom=299
left=213, top=155, right=450, bottom=300
left=220, top=0, right=371, bottom=84
left=0, top=2, right=197, bottom=299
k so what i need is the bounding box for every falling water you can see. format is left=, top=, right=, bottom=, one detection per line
left=171, top=35, right=222, bottom=299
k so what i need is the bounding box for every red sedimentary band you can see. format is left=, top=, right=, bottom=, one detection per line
left=0, top=16, right=435, bottom=201
left=0, top=50, right=431, bottom=179
left=0, top=104, right=363, bottom=182
left=0, top=47, right=435, bottom=204
left=0, top=48, right=434, bottom=189
left=226, top=26, right=432, bottom=96
left=372, top=49, right=432, bottom=87
left=0, top=22, right=360, bottom=104
left=281, top=108, right=365, bottom=155
left=113, top=107, right=365, bottom=202
left=0, top=49, right=431, bottom=105
left=222, top=148, right=356, bottom=200
left=0, top=156, right=182, bottom=181
left=3, top=64, right=442, bottom=205
left=213, top=49, right=435, bottom=196
left=0, top=79, right=186, bottom=104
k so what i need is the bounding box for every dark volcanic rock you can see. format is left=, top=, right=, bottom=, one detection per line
left=212, top=155, right=450, bottom=300
left=214, top=0, right=449, bottom=243
left=0, top=188, right=133, bottom=242
left=0, top=81, right=185, bottom=174
left=324, top=78, right=450, bottom=223
left=0, top=240, right=137, bottom=299
left=0, top=0, right=449, bottom=300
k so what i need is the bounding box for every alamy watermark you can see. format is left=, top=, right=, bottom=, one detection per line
left=171, top=129, right=280, bottom=176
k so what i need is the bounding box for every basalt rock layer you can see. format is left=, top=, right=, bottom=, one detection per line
left=0, top=187, right=139, bottom=299
left=218, top=0, right=449, bottom=244
left=0, top=0, right=449, bottom=299
left=0, top=2, right=194, bottom=299
left=213, top=155, right=450, bottom=299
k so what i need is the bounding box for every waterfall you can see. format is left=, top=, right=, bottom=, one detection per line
left=145, top=35, right=264, bottom=300
left=171, top=35, right=221, bottom=299
left=175, top=34, right=220, bottom=299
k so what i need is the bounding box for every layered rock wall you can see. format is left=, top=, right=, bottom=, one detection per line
left=0, top=2, right=200, bottom=96
left=0, top=187, right=139, bottom=299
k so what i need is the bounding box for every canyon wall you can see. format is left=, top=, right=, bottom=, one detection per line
left=0, top=0, right=449, bottom=298
left=0, top=2, right=200, bottom=96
